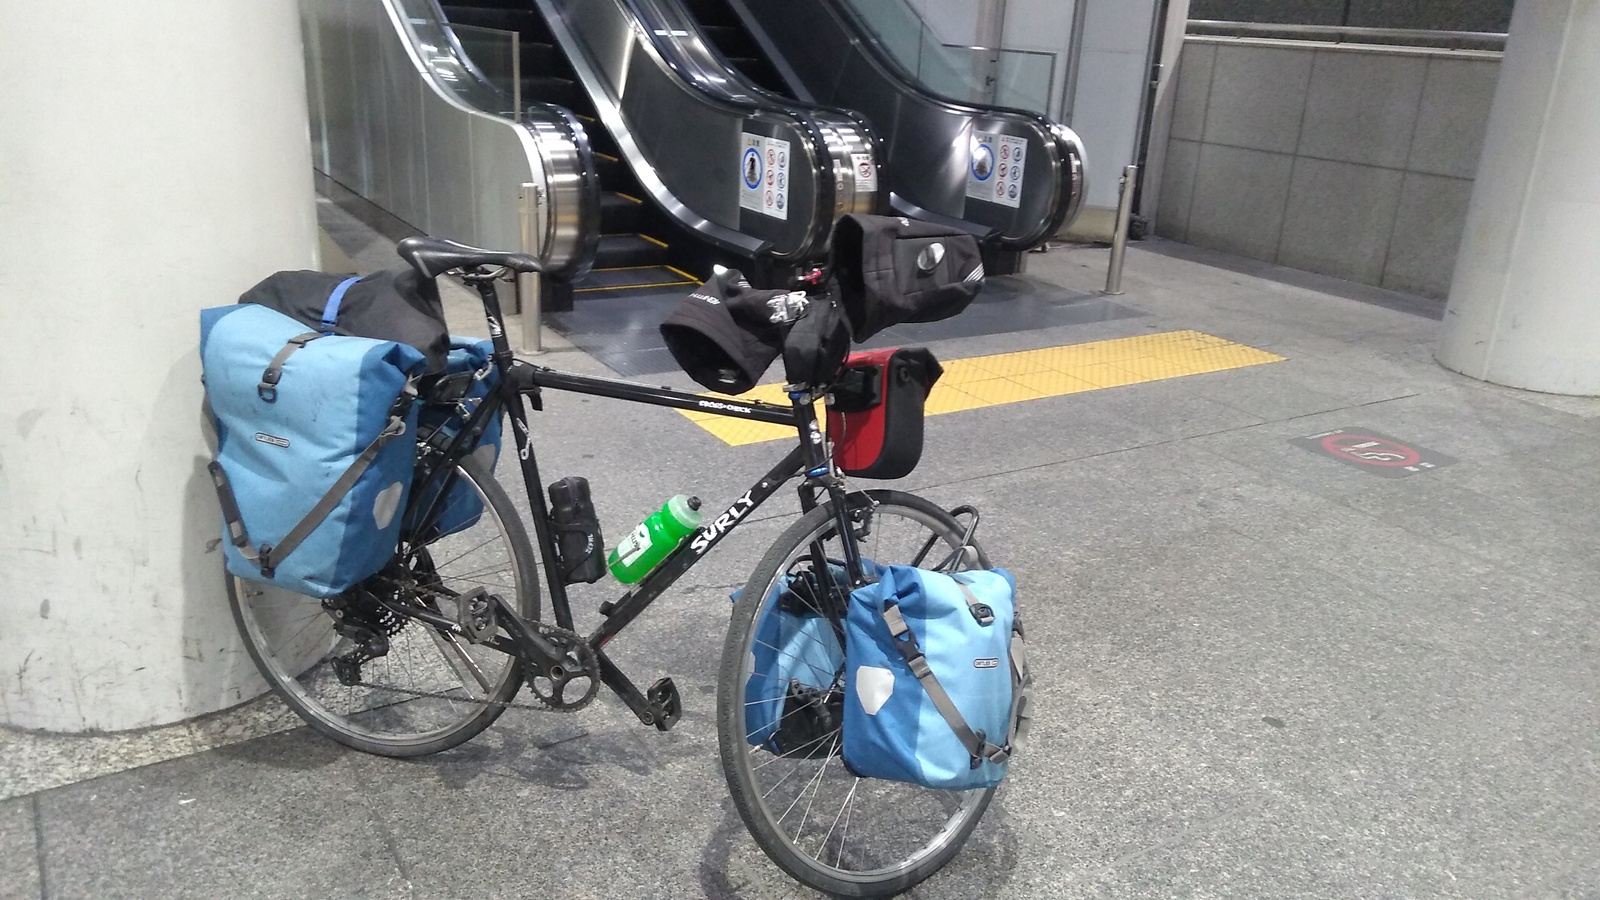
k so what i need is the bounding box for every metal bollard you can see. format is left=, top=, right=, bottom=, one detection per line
left=1105, top=164, right=1138, bottom=296
left=518, top=182, right=543, bottom=354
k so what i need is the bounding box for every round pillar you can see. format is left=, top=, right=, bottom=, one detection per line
left=1437, top=0, right=1600, bottom=394
left=0, top=0, right=317, bottom=729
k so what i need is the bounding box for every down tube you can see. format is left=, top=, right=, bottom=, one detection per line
left=588, top=445, right=808, bottom=648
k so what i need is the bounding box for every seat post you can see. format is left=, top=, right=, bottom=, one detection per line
left=473, top=278, right=515, bottom=364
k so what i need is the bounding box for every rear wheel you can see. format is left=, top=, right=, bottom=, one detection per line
left=717, top=490, right=995, bottom=897
left=228, top=456, right=539, bottom=757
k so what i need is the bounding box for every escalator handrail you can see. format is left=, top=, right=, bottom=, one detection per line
left=522, top=101, right=605, bottom=281
left=800, top=0, right=1087, bottom=246
left=627, top=0, right=891, bottom=222
left=617, top=0, right=838, bottom=259
left=533, top=0, right=771, bottom=259
left=423, top=0, right=605, bottom=278
left=382, top=0, right=602, bottom=276
left=614, top=0, right=881, bottom=260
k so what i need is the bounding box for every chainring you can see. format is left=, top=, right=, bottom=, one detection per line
left=523, top=622, right=601, bottom=712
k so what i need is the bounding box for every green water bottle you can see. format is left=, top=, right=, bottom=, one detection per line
left=607, top=495, right=703, bottom=584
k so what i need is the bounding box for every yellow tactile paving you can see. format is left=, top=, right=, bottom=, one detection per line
left=676, top=330, right=1284, bottom=446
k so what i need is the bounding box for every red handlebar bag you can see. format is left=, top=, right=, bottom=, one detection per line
left=826, top=348, right=943, bottom=479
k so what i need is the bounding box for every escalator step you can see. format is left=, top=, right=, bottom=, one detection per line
left=600, top=191, right=647, bottom=232
left=439, top=5, right=552, bottom=41
left=594, top=234, right=671, bottom=269
left=593, top=152, right=639, bottom=195
left=702, top=25, right=760, bottom=58
left=520, top=75, right=580, bottom=108
left=576, top=265, right=697, bottom=293
left=677, top=0, right=731, bottom=22
left=519, top=41, right=563, bottom=76
left=581, top=118, right=619, bottom=157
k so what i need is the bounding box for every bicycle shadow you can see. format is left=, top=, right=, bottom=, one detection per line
left=696, top=794, right=1020, bottom=899
left=387, top=718, right=666, bottom=793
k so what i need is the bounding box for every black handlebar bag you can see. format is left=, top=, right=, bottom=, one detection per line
left=659, top=269, right=788, bottom=394
left=832, top=214, right=985, bottom=341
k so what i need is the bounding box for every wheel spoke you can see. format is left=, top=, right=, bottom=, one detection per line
left=229, top=457, right=536, bottom=757
left=718, top=491, right=998, bottom=895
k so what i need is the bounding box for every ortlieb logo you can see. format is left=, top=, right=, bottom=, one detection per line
left=973, top=657, right=1000, bottom=669
left=254, top=432, right=291, bottom=449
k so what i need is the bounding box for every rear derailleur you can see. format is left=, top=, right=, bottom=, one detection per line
left=322, top=591, right=404, bottom=686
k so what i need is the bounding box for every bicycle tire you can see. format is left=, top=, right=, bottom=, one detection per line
left=717, top=489, right=996, bottom=897
left=228, top=455, right=540, bottom=757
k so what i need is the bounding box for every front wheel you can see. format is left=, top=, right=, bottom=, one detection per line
left=227, top=455, right=539, bottom=757
left=717, top=490, right=996, bottom=897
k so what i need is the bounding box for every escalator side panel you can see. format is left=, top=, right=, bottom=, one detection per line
left=537, top=0, right=852, bottom=265
left=728, top=0, right=1084, bottom=250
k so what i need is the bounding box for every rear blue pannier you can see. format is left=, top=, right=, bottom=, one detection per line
left=843, top=565, right=1028, bottom=790
left=201, top=302, right=426, bottom=598
left=407, top=337, right=504, bottom=539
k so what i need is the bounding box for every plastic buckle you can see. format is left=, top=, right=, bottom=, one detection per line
left=257, top=370, right=281, bottom=403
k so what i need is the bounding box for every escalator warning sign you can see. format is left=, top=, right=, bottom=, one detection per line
left=967, top=132, right=1025, bottom=209
left=741, top=133, right=789, bottom=221
left=853, top=153, right=878, bottom=193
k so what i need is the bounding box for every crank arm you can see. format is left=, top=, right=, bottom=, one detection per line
left=488, top=594, right=575, bottom=675
left=594, top=650, right=680, bottom=730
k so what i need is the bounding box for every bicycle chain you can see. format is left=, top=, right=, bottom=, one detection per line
left=352, top=572, right=603, bottom=714
left=347, top=621, right=600, bottom=713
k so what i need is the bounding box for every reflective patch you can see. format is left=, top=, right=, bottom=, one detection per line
left=854, top=665, right=895, bottom=715
left=373, top=482, right=404, bottom=529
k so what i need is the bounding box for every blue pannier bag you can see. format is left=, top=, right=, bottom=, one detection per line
left=406, top=337, right=504, bottom=539
left=843, top=565, right=1029, bottom=790
left=740, top=566, right=850, bottom=755
left=200, top=280, right=426, bottom=598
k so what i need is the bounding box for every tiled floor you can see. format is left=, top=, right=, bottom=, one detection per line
left=6, top=203, right=1599, bottom=899
left=681, top=330, right=1287, bottom=446
left=545, top=273, right=1143, bottom=377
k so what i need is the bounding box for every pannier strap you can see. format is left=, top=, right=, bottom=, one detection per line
left=321, top=277, right=361, bottom=331
left=952, top=578, right=995, bottom=625
left=255, top=279, right=361, bottom=403
left=258, top=332, right=325, bottom=403
left=882, top=602, right=1020, bottom=769
left=207, top=404, right=413, bottom=579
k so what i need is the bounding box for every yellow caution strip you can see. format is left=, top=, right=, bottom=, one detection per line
left=677, top=330, right=1284, bottom=446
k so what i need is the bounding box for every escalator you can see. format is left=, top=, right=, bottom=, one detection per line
left=681, top=0, right=1086, bottom=274
left=437, top=0, right=878, bottom=308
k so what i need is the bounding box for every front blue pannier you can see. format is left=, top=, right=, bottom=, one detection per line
left=843, top=565, right=1028, bottom=790
left=201, top=302, right=426, bottom=598
left=741, top=566, right=849, bottom=754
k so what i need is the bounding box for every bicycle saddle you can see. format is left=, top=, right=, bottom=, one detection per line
left=397, top=236, right=542, bottom=279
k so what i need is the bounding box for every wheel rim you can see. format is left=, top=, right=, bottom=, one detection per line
left=728, top=498, right=994, bottom=886
left=231, top=463, right=528, bottom=751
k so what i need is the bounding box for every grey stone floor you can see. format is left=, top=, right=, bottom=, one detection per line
left=4, top=206, right=1598, bottom=898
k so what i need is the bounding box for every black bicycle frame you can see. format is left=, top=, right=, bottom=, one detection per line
left=421, top=278, right=864, bottom=727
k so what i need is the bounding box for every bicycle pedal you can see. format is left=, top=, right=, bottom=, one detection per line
left=456, top=586, right=496, bottom=643
left=646, top=677, right=682, bottom=732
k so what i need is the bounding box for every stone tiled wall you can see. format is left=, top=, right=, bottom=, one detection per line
left=1155, top=39, right=1499, bottom=298
left=1188, top=1, right=1512, bottom=32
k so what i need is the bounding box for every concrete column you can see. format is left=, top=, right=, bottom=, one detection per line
left=1436, top=0, right=1600, bottom=394
left=0, top=0, right=317, bottom=730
